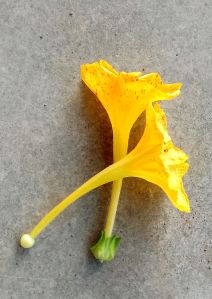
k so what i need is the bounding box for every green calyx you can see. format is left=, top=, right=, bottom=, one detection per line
left=91, top=231, right=121, bottom=262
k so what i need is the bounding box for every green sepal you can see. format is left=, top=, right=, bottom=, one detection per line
left=91, top=231, right=121, bottom=262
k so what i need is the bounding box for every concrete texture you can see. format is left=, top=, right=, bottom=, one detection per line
left=0, top=0, right=212, bottom=298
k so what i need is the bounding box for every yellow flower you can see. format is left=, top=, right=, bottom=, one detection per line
left=20, top=103, right=189, bottom=250
left=81, top=60, right=182, bottom=160
left=81, top=60, right=183, bottom=240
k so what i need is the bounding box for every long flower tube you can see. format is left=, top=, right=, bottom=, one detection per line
left=20, top=104, right=190, bottom=261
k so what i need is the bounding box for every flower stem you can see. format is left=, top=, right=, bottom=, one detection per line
left=104, top=179, right=123, bottom=237
left=103, top=128, right=129, bottom=237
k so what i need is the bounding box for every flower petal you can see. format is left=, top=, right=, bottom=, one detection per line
left=126, top=104, right=190, bottom=212
left=81, top=61, right=117, bottom=102
left=81, top=61, right=182, bottom=129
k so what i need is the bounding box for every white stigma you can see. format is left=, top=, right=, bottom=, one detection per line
left=20, top=234, right=35, bottom=249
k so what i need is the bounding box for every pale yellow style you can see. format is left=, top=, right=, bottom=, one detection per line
left=20, top=104, right=189, bottom=248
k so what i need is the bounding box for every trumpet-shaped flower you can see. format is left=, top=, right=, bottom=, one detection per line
left=81, top=60, right=182, bottom=160
left=20, top=104, right=190, bottom=257
left=81, top=60, right=182, bottom=240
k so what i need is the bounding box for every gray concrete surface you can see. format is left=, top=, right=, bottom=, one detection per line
left=0, top=0, right=212, bottom=298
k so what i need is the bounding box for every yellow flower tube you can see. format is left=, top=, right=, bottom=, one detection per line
left=81, top=60, right=182, bottom=239
left=20, top=104, right=190, bottom=261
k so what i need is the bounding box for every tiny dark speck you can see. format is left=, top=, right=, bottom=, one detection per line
left=15, top=262, right=18, bottom=265
left=69, top=13, right=73, bottom=16
left=142, top=68, right=145, bottom=71
left=209, top=267, right=211, bottom=270
left=40, top=36, right=43, bottom=39
left=176, top=54, right=178, bottom=56
left=43, top=104, right=47, bottom=107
